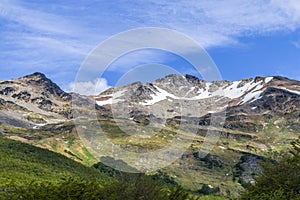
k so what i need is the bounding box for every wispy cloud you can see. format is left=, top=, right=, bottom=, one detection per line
left=1, top=0, right=300, bottom=90
left=292, top=40, right=300, bottom=48
left=108, top=50, right=175, bottom=73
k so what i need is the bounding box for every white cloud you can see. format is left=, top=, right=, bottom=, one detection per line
left=108, top=49, right=176, bottom=72
left=69, top=78, right=110, bottom=96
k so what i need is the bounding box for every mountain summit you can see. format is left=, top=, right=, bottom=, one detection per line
left=20, top=72, right=70, bottom=100
left=0, top=72, right=71, bottom=127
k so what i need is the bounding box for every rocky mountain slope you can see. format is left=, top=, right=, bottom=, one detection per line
left=1, top=72, right=300, bottom=198
left=96, top=74, right=300, bottom=118
left=0, top=72, right=100, bottom=128
left=0, top=72, right=71, bottom=127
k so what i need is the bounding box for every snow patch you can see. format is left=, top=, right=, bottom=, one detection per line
left=285, top=89, right=300, bottom=95
left=265, top=77, right=273, bottom=83
left=240, top=90, right=263, bottom=104
left=141, top=84, right=214, bottom=105
left=141, top=79, right=269, bottom=106
left=96, top=89, right=126, bottom=106
left=141, top=87, right=176, bottom=105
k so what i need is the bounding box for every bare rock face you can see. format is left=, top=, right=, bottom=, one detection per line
left=21, top=72, right=71, bottom=100
left=130, top=83, right=158, bottom=102
left=95, top=74, right=300, bottom=123
left=0, top=72, right=73, bottom=126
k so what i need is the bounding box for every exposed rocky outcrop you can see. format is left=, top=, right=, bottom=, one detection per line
left=0, top=72, right=73, bottom=126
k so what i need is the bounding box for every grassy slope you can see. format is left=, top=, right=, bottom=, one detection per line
left=0, top=137, right=230, bottom=200
left=0, top=137, right=113, bottom=186
left=0, top=122, right=99, bottom=166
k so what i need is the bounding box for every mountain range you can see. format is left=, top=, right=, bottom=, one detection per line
left=0, top=72, right=299, bottom=198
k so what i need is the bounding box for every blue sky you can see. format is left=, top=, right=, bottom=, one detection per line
left=0, top=0, right=300, bottom=94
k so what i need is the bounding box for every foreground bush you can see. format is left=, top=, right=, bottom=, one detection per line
left=241, top=137, right=300, bottom=200
left=0, top=178, right=202, bottom=200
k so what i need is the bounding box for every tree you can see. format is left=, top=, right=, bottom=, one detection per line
left=241, top=137, right=300, bottom=200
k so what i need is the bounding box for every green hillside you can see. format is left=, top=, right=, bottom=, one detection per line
left=0, top=137, right=229, bottom=199
left=0, top=137, right=112, bottom=186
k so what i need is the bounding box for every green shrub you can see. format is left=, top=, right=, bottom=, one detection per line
left=241, top=137, right=300, bottom=199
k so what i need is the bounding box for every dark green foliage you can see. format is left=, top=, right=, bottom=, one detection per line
left=198, top=184, right=220, bottom=195
left=168, top=186, right=192, bottom=200
left=0, top=177, right=200, bottom=200
left=151, top=170, right=178, bottom=186
left=237, top=179, right=252, bottom=190
left=100, top=176, right=200, bottom=200
left=241, top=137, right=300, bottom=199
left=198, top=154, right=224, bottom=169
left=0, top=178, right=103, bottom=200
left=93, top=160, right=124, bottom=178
left=94, top=157, right=178, bottom=187
left=95, top=156, right=140, bottom=175
left=101, top=174, right=168, bottom=200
